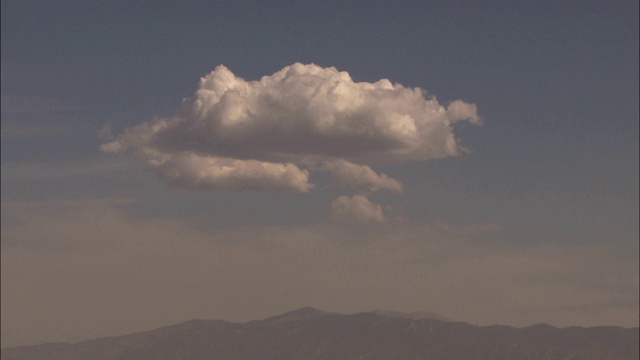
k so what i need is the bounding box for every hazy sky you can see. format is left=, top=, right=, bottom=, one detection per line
left=1, top=0, right=638, bottom=348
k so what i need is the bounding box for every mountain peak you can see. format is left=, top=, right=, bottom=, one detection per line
left=3, top=308, right=637, bottom=359
left=259, top=306, right=335, bottom=324
left=371, top=309, right=451, bottom=322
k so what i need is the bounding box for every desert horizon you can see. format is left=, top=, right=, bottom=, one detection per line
left=3, top=306, right=638, bottom=359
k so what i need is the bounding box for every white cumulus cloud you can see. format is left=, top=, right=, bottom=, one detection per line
left=446, top=99, right=482, bottom=124
left=102, top=63, right=480, bottom=193
left=141, top=148, right=312, bottom=192
left=321, top=159, right=403, bottom=193
left=331, top=194, right=385, bottom=223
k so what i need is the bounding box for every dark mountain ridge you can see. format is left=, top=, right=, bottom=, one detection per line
left=2, top=307, right=638, bottom=360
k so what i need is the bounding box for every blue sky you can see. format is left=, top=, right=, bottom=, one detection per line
left=1, top=0, right=638, bottom=347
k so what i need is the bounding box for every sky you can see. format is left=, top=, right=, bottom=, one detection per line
left=1, top=0, right=638, bottom=348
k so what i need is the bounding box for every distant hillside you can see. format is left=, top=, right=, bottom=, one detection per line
left=2, top=307, right=638, bottom=360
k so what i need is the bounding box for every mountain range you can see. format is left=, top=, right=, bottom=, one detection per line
left=2, top=307, right=638, bottom=360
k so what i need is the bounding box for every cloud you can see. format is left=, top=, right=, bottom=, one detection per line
left=331, top=194, right=385, bottom=223
left=102, top=63, right=480, bottom=193
left=446, top=100, right=482, bottom=124
left=321, top=159, right=403, bottom=193
left=141, top=148, right=312, bottom=192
